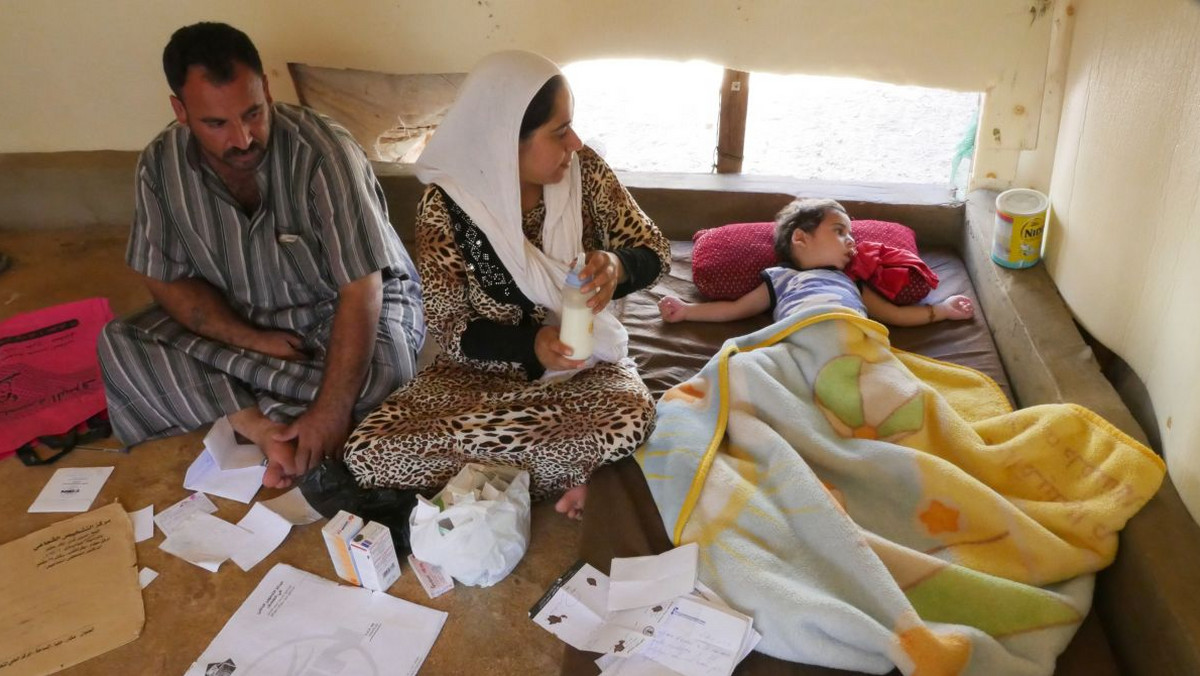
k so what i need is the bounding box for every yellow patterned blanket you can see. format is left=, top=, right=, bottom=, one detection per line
left=636, top=306, right=1164, bottom=675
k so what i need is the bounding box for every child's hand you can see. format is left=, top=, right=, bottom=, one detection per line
left=938, top=295, right=975, bottom=321
left=658, top=296, right=689, bottom=323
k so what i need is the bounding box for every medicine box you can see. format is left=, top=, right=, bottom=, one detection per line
left=321, top=510, right=364, bottom=585
left=408, top=554, right=454, bottom=599
left=349, top=521, right=402, bottom=592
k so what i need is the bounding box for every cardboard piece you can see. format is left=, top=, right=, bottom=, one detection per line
left=0, top=502, right=144, bottom=675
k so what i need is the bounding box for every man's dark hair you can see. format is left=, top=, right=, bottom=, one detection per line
left=163, top=22, right=263, bottom=97
left=773, top=198, right=848, bottom=265
left=520, top=75, right=566, bottom=140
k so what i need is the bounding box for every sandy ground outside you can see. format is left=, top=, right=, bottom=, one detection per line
left=563, top=59, right=979, bottom=185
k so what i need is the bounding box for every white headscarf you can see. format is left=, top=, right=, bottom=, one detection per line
left=415, top=50, right=628, bottom=373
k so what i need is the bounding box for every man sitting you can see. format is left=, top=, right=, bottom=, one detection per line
left=98, top=22, right=424, bottom=488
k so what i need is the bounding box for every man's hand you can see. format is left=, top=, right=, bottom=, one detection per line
left=267, top=270, right=381, bottom=474
left=272, top=402, right=353, bottom=476
left=534, top=325, right=587, bottom=371
left=250, top=329, right=309, bottom=361
left=578, top=250, right=624, bottom=314
left=144, top=275, right=311, bottom=359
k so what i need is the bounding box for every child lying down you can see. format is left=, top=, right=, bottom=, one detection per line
left=659, top=198, right=975, bottom=326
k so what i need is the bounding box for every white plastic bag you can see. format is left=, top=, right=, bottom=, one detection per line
left=408, top=463, right=531, bottom=587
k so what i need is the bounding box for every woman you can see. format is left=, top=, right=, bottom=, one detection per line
left=343, top=51, right=670, bottom=519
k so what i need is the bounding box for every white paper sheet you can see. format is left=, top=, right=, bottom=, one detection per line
left=184, top=564, right=446, bottom=676
left=27, top=466, right=114, bottom=513
left=638, top=596, right=751, bottom=676
left=204, top=416, right=267, bottom=470
left=138, top=567, right=158, bottom=589
left=231, top=503, right=293, bottom=570
left=598, top=653, right=683, bottom=675
left=159, top=511, right=248, bottom=572
left=154, top=492, right=218, bottom=537
left=260, top=487, right=324, bottom=525
left=183, top=445, right=265, bottom=504
left=530, top=563, right=653, bottom=655
left=535, top=560, right=759, bottom=676
left=608, top=542, right=699, bottom=611
left=596, top=597, right=755, bottom=676
left=158, top=505, right=294, bottom=573
left=128, top=505, right=154, bottom=542
left=691, top=581, right=762, bottom=662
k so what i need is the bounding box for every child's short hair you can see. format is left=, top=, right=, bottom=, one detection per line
left=773, top=198, right=848, bottom=265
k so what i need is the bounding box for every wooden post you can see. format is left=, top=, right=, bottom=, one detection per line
left=715, top=69, right=750, bottom=173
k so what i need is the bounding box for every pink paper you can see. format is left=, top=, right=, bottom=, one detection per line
left=0, top=298, right=113, bottom=457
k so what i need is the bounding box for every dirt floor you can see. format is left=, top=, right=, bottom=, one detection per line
left=0, top=227, right=581, bottom=675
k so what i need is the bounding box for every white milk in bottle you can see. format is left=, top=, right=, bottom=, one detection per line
left=559, top=254, right=594, bottom=360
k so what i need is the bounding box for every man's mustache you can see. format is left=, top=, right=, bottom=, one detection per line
left=224, top=143, right=264, bottom=160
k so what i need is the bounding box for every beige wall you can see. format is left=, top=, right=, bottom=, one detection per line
left=1, top=0, right=1047, bottom=156
left=1045, top=0, right=1200, bottom=522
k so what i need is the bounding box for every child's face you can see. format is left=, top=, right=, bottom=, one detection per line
left=791, top=210, right=856, bottom=270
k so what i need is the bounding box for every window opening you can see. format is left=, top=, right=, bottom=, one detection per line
left=563, top=58, right=980, bottom=186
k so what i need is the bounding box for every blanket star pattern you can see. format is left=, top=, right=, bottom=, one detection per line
left=636, top=305, right=1164, bottom=675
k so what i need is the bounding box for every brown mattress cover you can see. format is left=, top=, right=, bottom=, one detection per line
left=564, top=244, right=1117, bottom=675
left=615, top=243, right=1012, bottom=404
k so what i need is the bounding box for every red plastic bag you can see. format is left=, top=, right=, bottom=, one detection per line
left=0, top=298, right=113, bottom=459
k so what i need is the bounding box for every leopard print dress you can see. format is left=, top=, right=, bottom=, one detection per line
left=344, top=147, right=671, bottom=500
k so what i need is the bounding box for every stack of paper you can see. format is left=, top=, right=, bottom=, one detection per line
left=182, top=416, right=267, bottom=503
left=152, top=487, right=324, bottom=573
left=530, top=543, right=760, bottom=676
left=156, top=494, right=293, bottom=572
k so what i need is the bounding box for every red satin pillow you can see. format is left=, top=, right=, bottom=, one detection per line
left=690, top=222, right=777, bottom=300
left=691, top=219, right=922, bottom=301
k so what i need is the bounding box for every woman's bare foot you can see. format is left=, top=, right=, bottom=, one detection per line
left=228, top=407, right=297, bottom=489
left=555, top=484, right=587, bottom=521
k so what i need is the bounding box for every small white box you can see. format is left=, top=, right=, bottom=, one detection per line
left=321, top=510, right=364, bottom=585
left=350, top=521, right=401, bottom=592
left=408, top=554, right=454, bottom=599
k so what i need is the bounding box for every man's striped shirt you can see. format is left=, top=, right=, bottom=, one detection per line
left=127, top=102, right=423, bottom=343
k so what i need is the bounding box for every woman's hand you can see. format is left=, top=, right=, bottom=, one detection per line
left=578, top=250, right=624, bottom=314
left=534, top=325, right=587, bottom=371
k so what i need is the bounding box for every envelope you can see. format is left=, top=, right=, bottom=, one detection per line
left=182, top=418, right=267, bottom=503
left=607, top=543, right=699, bottom=612
left=183, top=449, right=265, bottom=504
left=205, top=416, right=267, bottom=470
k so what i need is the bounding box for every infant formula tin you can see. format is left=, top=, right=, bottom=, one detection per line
left=992, top=188, right=1048, bottom=269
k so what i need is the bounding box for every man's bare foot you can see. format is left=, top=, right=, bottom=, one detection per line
left=555, top=484, right=587, bottom=521
left=259, top=435, right=299, bottom=489
left=228, top=407, right=298, bottom=489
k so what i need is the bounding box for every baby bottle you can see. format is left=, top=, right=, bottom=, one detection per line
left=559, top=253, right=594, bottom=360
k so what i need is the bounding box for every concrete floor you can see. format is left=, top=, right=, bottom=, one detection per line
left=0, top=226, right=581, bottom=675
